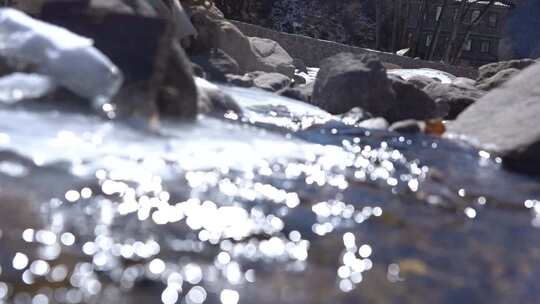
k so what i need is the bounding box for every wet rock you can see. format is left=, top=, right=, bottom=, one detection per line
left=475, top=68, right=520, bottom=91
left=250, top=71, right=291, bottom=92
left=407, top=75, right=440, bottom=89
left=477, top=59, right=536, bottom=83
left=293, top=58, right=308, bottom=73
left=423, top=82, right=484, bottom=119
left=357, top=117, right=389, bottom=130
left=389, top=76, right=438, bottom=120
left=338, top=107, right=372, bottom=126
left=249, top=37, right=295, bottom=77
left=40, top=0, right=200, bottom=119
left=279, top=82, right=314, bottom=103
left=226, top=74, right=254, bottom=87
left=453, top=77, right=476, bottom=88
left=293, top=74, right=307, bottom=85
left=155, top=38, right=199, bottom=119
left=190, top=48, right=240, bottom=82
left=195, top=77, right=242, bottom=115
left=389, top=119, right=424, bottom=134
left=447, top=62, right=540, bottom=174
left=312, top=53, right=396, bottom=119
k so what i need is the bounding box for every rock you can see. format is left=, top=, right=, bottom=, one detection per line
left=190, top=48, right=240, bottom=82
left=475, top=68, right=520, bottom=91
left=226, top=74, right=254, bottom=87
left=453, top=77, right=476, bottom=88
left=248, top=37, right=295, bottom=77
left=407, top=75, right=440, bottom=89
left=477, top=59, right=536, bottom=83
left=388, top=68, right=456, bottom=84
left=250, top=71, right=291, bottom=92
left=383, top=62, right=402, bottom=70
left=293, top=58, right=308, bottom=73
left=155, top=40, right=199, bottom=119
left=190, top=9, right=295, bottom=76
left=389, top=76, right=438, bottom=120
left=292, top=74, right=307, bottom=86
left=357, top=117, right=389, bottom=130
left=279, top=83, right=314, bottom=103
left=40, top=0, right=200, bottom=120
left=190, top=7, right=259, bottom=72
left=195, top=77, right=242, bottom=115
left=447, top=62, right=540, bottom=174
left=389, top=119, right=424, bottom=133
left=338, top=107, right=372, bottom=126
left=423, top=82, right=484, bottom=119
left=311, top=53, right=396, bottom=119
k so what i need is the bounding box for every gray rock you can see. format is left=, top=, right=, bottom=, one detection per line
left=279, top=82, right=314, bottom=103
left=195, top=78, right=242, bottom=115
left=389, top=76, right=438, bottom=120
left=407, top=75, right=439, bottom=89
left=447, top=62, right=540, bottom=174
left=293, top=58, right=308, bottom=73
left=248, top=37, right=296, bottom=77
left=475, top=68, right=520, bottom=91
left=250, top=71, right=291, bottom=92
left=41, top=0, right=199, bottom=120
left=357, top=117, right=389, bottom=130
left=226, top=74, right=254, bottom=87
left=338, top=107, right=373, bottom=126
left=312, top=53, right=396, bottom=119
left=423, top=82, right=484, bottom=119
left=293, top=74, right=307, bottom=85
left=190, top=10, right=295, bottom=77
left=453, top=77, right=476, bottom=88
left=477, top=59, right=536, bottom=83
left=389, top=119, right=424, bottom=133
left=190, top=8, right=259, bottom=73
left=190, top=48, right=240, bottom=82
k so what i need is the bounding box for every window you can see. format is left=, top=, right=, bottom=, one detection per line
left=488, top=13, right=498, bottom=27
left=436, top=6, right=443, bottom=21
left=481, top=41, right=490, bottom=53
left=463, top=39, right=472, bottom=51
left=471, top=10, right=481, bottom=22
left=425, top=34, right=433, bottom=47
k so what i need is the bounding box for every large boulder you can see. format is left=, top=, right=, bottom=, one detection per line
left=190, top=48, right=240, bottom=82
left=248, top=37, right=295, bottom=77
left=475, top=68, right=520, bottom=91
left=477, top=59, right=536, bottom=83
left=189, top=8, right=295, bottom=76
left=279, top=82, right=314, bottom=103
left=250, top=71, right=291, bottom=92
left=407, top=75, right=440, bottom=89
left=423, top=82, right=484, bottom=119
left=38, top=0, right=204, bottom=120
left=311, top=53, right=396, bottom=119
left=447, top=62, right=540, bottom=174
left=389, top=76, right=438, bottom=120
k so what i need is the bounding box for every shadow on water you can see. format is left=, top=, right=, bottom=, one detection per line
left=0, top=87, right=539, bottom=304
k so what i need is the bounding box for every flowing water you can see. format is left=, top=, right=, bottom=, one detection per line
left=0, top=85, right=539, bottom=304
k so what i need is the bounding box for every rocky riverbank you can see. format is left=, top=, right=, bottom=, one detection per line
left=3, top=1, right=540, bottom=175
left=1, top=2, right=540, bottom=304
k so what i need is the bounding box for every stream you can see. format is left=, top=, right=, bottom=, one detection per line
left=0, top=84, right=539, bottom=304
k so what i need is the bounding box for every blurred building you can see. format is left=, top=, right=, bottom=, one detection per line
left=399, top=0, right=515, bottom=66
